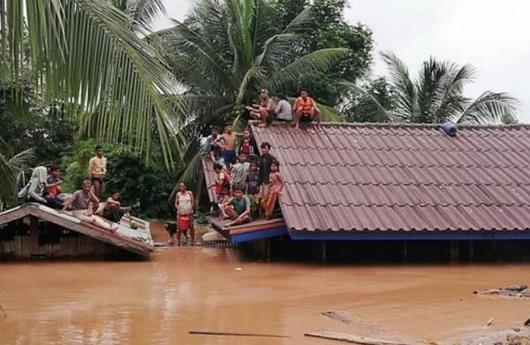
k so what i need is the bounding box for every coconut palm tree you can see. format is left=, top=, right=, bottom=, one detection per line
left=0, top=0, right=185, bottom=166
left=150, top=0, right=348, bottom=184
left=379, top=52, right=518, bottom=124
left=151, top=0, right=348, bottom=127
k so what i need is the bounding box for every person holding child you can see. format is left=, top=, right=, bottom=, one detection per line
left=173, top=182, right=196, bottom=246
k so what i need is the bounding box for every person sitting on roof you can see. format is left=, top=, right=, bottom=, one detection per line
left=102, top=191, right=131, bottom=223
left=63, top=179, right=118, bottom=232
left=260, top=161, right=284, bottom=220
left=44, top=165, right=64, bottom=210
left=245, top=89, right=274, bottom=127
left=173, top=182, right=196, bottom=246
left=236, top=128, right=259, bottom=161
left=231, top=152, right=250, bottom=192
left=273, top=94, right=293, bottom=123
left=293, top=89, right=322, bottom=130
left=18, top=166, right=48, bottom=205
left=220, top=187, right=251, bottom=226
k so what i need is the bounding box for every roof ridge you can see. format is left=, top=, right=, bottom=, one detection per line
left=281, top=201, right=530, bottom=208
left=285, top=181, right=530, bottom=187
left=250, top=121, right=530, bottom=130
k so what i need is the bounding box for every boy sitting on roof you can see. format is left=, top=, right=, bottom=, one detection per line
left=220, top=187, right=251, bottom=226
left=102, top=192, right=131, bottom=223
left=44, top=165, right=64, bottom=210
left=293, top=89, right=322, bottom=130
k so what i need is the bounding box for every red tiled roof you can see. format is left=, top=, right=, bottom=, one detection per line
left=251, top=123, right=530, bottom=232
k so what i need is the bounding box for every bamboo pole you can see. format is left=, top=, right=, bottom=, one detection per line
left=189, top=330, right=289, bottom=338
left=305, top=330, right=410, bottom=345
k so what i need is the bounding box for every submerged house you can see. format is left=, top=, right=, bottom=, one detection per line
left=0, top=203, right=154, bottom=259
left=203, top=122, right=530, bottom=257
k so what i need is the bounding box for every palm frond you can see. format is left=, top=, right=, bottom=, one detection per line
left=380, top=51, right=417, bottom=122
left=1, top=0, right=186, bottom=166
left=0, top=148, right=34, bottom=203
left=125, top=0, right=166, bottom=32
left=337, top=80, right=392, bottom=122
left=455, top=91, right=518, bottom=124
left=434, top=63, right=475, bottom=121
left=268, top=48, right=349, bottom=89
left=318, top=103, right=343, bottom=122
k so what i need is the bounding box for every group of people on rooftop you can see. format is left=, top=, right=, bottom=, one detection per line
left=246, top=89, right=322, bottom=129
left=19, top=146, right=131, bottom=232
left=195, top=88, right=323, bottom=230
left=201, top=127, right=284, bottom=231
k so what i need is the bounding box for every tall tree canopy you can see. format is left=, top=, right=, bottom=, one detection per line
left=271, top=0, right=373, bottom=106
left=376, top=52, right=518, bottom=124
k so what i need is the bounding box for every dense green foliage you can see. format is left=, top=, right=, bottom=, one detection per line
left=343, top=77, right=395, bottom=123
left=62, top=139, right=176, bottom=219
left=0, top=0, right=184, bottom=166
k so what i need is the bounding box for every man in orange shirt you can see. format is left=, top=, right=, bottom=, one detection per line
left=293, top=89, right=321, bottom=129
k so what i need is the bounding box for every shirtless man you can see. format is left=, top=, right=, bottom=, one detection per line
left=215, top=124, right=238, bottom=168
left=246, top=89, right=274, bottom=127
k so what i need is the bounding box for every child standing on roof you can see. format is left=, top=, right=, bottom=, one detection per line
left=260, top=161, right=284, bottom=219
left=210, top=162, right=231, bottom=214
left=237, top=129, right=258, bottom=161
left=246, top=160, right=260, bottom=218
left=231, top=153, right=250, bottom=192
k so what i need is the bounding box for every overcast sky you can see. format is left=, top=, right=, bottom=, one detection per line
left=154, top=0, right=530, bottom=122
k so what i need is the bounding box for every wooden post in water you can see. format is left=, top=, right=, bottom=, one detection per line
left=468, top=240, right=475, bottom=262
left=266, top=238, right=271, bottom=262
left=450, top=240, right=460, bottom=263
left=321, top=240, right=327, bottom=263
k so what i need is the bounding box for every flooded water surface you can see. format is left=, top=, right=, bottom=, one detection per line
left=1, top=246, right=530, bottom=344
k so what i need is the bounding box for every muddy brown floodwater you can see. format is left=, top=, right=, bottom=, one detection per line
left=1, top=225, right=530, bottom=345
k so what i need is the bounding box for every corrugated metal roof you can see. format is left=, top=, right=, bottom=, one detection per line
left=0, top=203, right=154, bottom=256
left=251, top=123, right=530, bottom=232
